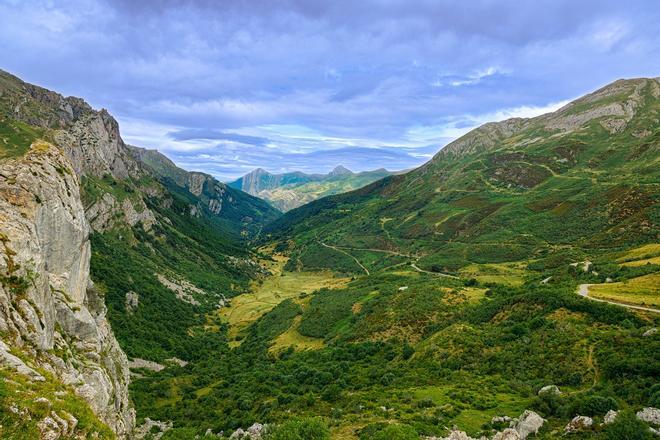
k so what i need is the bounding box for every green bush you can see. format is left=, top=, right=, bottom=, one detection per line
left=268, top=417, right=330, bottom=440
left=604, top=410, right=651, bottom=440
left=367, top=424, right=418, bottom=440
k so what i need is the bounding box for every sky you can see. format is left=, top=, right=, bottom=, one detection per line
left=1, top=0, right=659, bottom=181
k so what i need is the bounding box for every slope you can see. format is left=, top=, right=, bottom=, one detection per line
left=266, top=78, right=660, bottom=276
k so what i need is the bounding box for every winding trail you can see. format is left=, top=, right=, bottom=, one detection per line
left=577, top=284, right=660, bottom=314
left=410, top=263, right=459, bottom=279
left=320, top=242, right=370, bottom=275
left=320, top=241, right=461, bottom=279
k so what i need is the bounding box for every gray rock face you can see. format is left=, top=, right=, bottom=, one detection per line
left=643, top=328, right=658, bottom=337
left=0, top=142, right=134, bottom=437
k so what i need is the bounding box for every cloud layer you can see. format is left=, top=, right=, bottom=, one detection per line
left=1, top=0, right=658, bottom=180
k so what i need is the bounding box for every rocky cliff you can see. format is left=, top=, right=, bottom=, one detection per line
left=0, top=140, right=134, bottom=436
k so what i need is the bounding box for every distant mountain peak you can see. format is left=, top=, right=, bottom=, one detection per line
left=329, top=165, right=352, bottom=176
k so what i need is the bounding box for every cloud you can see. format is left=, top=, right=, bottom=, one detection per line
left=1, top=0, right=658, bottom=181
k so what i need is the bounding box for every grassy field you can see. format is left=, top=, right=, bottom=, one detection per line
left=458, top=262, right=527, bottom=286
left=218, top=253, right=350, bottom=345
left=589, top=273, right=660, bottom=308
left=269, top=315, right=325, bottom=353
left=616, top=243, right=660, bottom=267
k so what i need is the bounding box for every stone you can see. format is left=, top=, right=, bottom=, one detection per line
left=125, top=291, right=139, bottom=313
left=512, top=410, right=544, bottom=439
left=565, top=416, right=593, bottom=433
left=538, top=385, right=561, bottom=396
left=643, top=328, right=657, bottom=337
left=492, top=429, right=521, bottom=440
left=0, top=142, right=134, bottom=437
left=603, top=410, right=618, bottom=425
left=637, top=407, right=660, bottom=425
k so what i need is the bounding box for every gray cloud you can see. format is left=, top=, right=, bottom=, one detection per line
left=0, top=0, right=658, bottom=180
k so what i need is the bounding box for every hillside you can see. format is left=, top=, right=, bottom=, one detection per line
left=266, top=78, right=659, bottom=275
left=229, top=166, right=393, bottom=211
left=1, top=69, right=658, bottom=440
left=130, top=78, right=660, bottom=439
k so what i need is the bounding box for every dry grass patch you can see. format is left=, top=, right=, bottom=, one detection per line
left=589, top=273, right=660, bottom=309
left=218, top=253, right=349, bottom=345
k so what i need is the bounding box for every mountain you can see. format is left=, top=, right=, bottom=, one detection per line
left=0, top=69, right=278, bottom=438
left=2, top=68, right=659, bottom=439
left=266, top=77, right=660, bottom=274
left=129, top=146, right=280, bottom=234
left=229, top=165, right=393, bottom=211
left=132, top=78, right=659, bottom=438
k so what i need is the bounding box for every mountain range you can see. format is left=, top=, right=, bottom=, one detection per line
left=0, top=69, right=658, bottom=440
left=229, top=166, right=394, bottom=211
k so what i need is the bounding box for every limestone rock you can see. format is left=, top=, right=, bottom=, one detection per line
left=538, top=385, right=561, bottom=396
left=0, top=142, right=134, bottom=437
left=637, top=407, right=660, bottom=425
left=603, top=410, right=618, bottom=425
left=492, top=429, right=521, bottom=440
left=134, top=418, right=173, bottom=440
left=565, top=416, right=593, bottom=433
left=512, top=410, right=544, bottom=439
left=643, top=328, right=658, bottom=337
left=125, top=291, right=139, bottom=313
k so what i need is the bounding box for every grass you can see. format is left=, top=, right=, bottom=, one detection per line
left=218, top=253, right=349, bottom=345
left=269, top=315, right=325, bottom=353
left=0, top=364, right=115, bottom=439
left=616, top=243, right=660, bottom=267
left=0, top=118, right=45, bottom=159
left=458, top=262, right=527, bottom=286
left=589, top=273, right=660, bottom=308
left=412, top=382, right=530, bottom=435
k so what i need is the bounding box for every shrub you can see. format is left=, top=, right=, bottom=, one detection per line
left=360, top=423, right=418, bottom=440
left=575, top=395, right=618, bottom=416
left=268, top=417, right=330, bottom=440
left=603, top=410, right=651, bottom=440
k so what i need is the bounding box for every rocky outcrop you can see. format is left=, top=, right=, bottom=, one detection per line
left=0, top=142, right=134, bottom=436
left=511, top=410, right=544, bottom=439
left=637, top=407, right=660, bottom=425
left=125, top=291, right=139, bottom=314
left=565, top=415, right=593, bottom=433
left=538, top=385, right=561, bottom=396
left=603, top=410, right=618, bottom=425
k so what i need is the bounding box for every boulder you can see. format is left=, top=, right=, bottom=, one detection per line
left=538, top=385, right=561, bottom=396
left=565, top=416, right=593, bottom=433
left=512, top=410, right=544, bottom=439
left=125, top=291, right=139, bottom=313
left=603, top=410, right=618, bottom=425
left=637, top=407, right=660, bottom=425
left=643, top=328, right=657, bottom=337
left=492, top=429, right=521, bottom=440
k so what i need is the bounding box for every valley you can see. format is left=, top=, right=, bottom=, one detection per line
left=0, top=70, right=658, bottom=440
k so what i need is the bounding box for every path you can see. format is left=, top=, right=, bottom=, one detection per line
left=577, top=284, right=660, bottom=314
left=320, top=242, right=370, bottom=275
left=410, top=263, right=459, bottom=279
